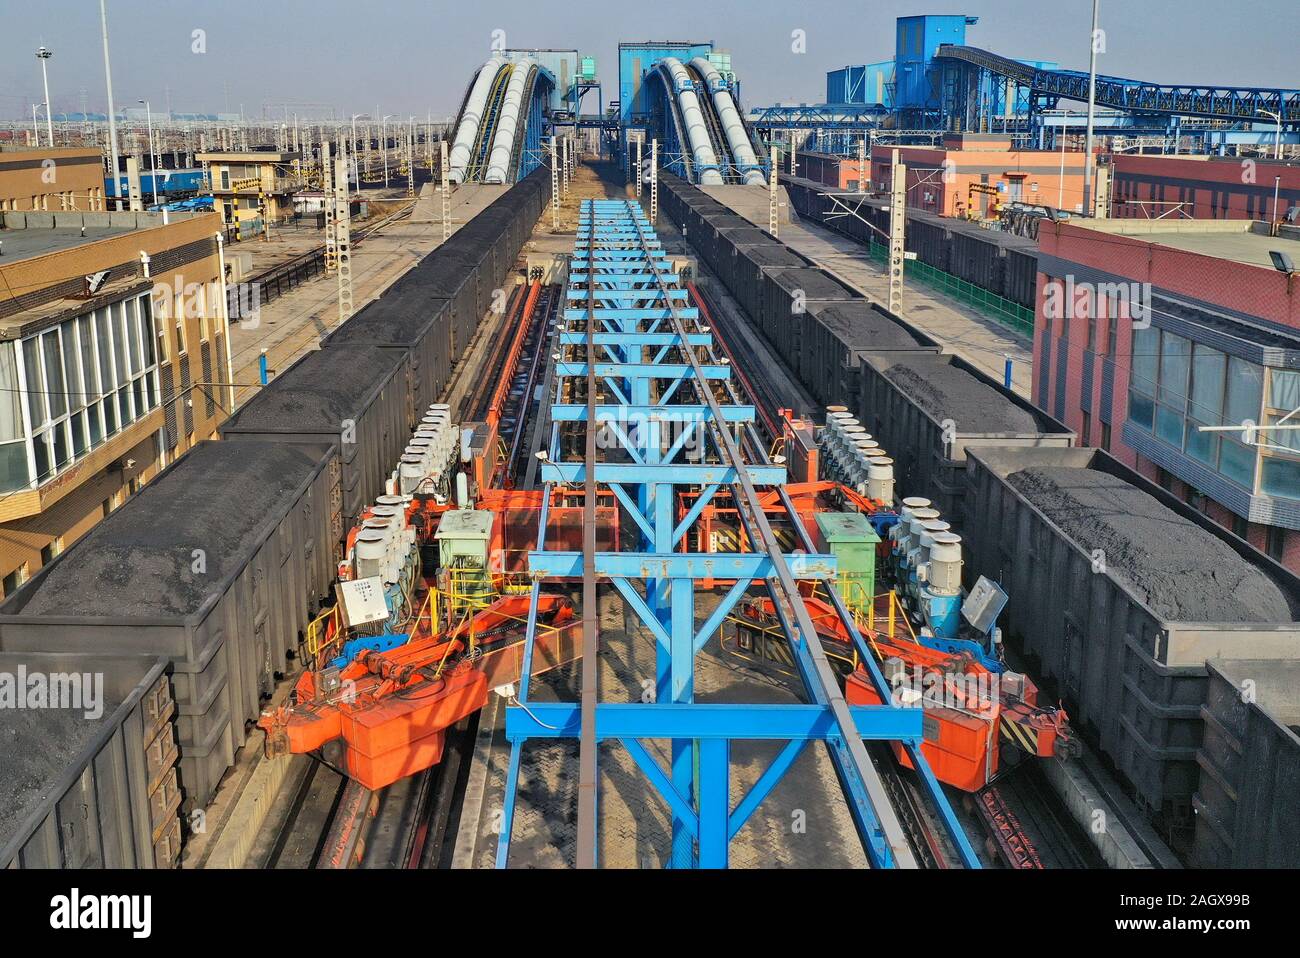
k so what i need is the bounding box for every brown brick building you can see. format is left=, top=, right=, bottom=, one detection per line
left=0, top=156, right=233, bottom=596
left=0, top=146, right=108, bottom=213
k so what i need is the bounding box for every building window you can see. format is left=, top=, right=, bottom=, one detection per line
left=1128, top=326, right=1265, bottom=492
left=39, top=537, right=62, bottom=565
left=3, top=563, right=28, bottom=598
left=220, top=168, right=230, bottom=190
left=1260, top=369, right=1300, bottom=501
left=1081, top=411, right=1091, bottom=446
left=0, top=295, right=162, bottom=493
left=1100, top=422, right=1112, bottom=452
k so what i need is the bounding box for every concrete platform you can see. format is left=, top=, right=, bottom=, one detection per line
left=701, top=192, right=1034, bottom=398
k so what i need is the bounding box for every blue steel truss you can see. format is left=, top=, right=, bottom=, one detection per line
left=493, top=199, right=981, bottom=869
left=936, top=44, right=1300, bottom=128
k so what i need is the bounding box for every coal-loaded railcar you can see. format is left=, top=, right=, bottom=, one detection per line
left=219, top=345, right=409, bottom=526
left=855, top=351, right=1073, bottom=518
left=963, top=446, right=1300, bottom=824
left=0, top=652, right=180, bottom=869
left=0, top=441, right=341, bottom=807
left=781, top=173, right=1040, bottom=313
left=0, top=167, right=551, bottom=855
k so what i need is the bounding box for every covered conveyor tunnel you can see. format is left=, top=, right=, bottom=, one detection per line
left=643, top=55, right=768, bottom=186
left=448, top=55, right=555, bottom=185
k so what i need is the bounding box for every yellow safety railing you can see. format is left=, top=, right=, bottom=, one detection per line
left=305, top=604, right=341, bottom=664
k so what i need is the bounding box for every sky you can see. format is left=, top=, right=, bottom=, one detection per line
left=1, top=0, right=1296, bottom=122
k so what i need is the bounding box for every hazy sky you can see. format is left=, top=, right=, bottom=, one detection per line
left=2, top=0, right=1296, bottom=121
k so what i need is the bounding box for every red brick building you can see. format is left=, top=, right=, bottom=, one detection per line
left=1107, top=154, right=1300, bottom=222
left=1033, top=217, right=1300, bottom=571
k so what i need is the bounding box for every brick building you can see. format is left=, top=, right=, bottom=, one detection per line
left=0, top=159, right=232, bottom=596
left=1107, top=154, right=1300, bottom=223
left=195, top=150, right=305, bottom=235
left=870, top=134, right=1091, bottom=218
left=1033, top=217, right=1300, bottom=571
left=0, top=146, right=107, bottom=213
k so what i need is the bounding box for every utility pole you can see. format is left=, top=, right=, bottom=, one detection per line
left=440, top=139, right=451, bottom=242
left=1082, top=0, right=1101, bottom=216
left=323, top=139, right=337, bottom=273
left=857, top=134, right=867, bottom=193
left=335, top=146, right=353, bottom=322
left=550, top=135, right=560, bottom=230
left=100, top=0, right=122, bottom=209
left=768, top=144, right=779, bottom=237
left=650, top=139, right=658, bottom=225
left=888, top=148, right=907, bottom=315
left=635, top=136, right=642, bottom=199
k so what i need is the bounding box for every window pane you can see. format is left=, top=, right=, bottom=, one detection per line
left=1129, top=390, right=1154, bottom=430
left=103, top=396, right=117, bottom=436
left=22, top=338, right=46, bottom=428
left=71, top=411, right=87, bottom=457
left=1225, top=357, right=1263, bottom=426
left=132, top=378, right=144, bottom=417
left=0, top=442, right=30, bottom=492
left=139, top=295, right=157, bottom=367
left=0, top=342, right=25, bottom=443
left=112, top=304, right=128, bottom=383
left=1189, top=344, right=1226, bottom=424
left=1220, top=438, right=1256, bottom=488
left=1261, top=456, right=1300, bottom=499
left=1156, top=404, right=1183, bottom=446
left=42, top=332, right=66, bottom=419
left=1186, top=419, right=1219, bottom=466
left=96, top=309, right=113, bottom=390
left=117, top=386, right=131, bottom=426
left=1272, top=369, right=1300, bottom=413
left=1131, top=326, right=1158, bottom=395
left=126, top=300, right=143, bottom=373
left=52, top=422, right=69, bottom=468
left=1264, top=413, right=1300, bottom=453
left=88, top=402, right=104, bottom=444
left=78, top=316, right=99, bottom=396
left=1159, top=333, right=1189, bottom=407
left=61, top=322, right=81, bottom=412
left=32, top=431, right=50, bottom=482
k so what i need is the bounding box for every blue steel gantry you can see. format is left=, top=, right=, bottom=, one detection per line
left=493, top=198, right=980, bottom=869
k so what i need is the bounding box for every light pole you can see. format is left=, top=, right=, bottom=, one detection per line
left=36, top=47, right=54, bottom=147
left=139, top=99, right=158, bottom=205
left=1082, top=0, right=1101, bottom=217
left=100, top=0, right=122, bottom=210
left=382, top=115, right=395, bottom=188
left=1257, top=109, right=1283, bottom=161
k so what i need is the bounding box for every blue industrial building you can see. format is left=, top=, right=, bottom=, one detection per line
left=755, top=13, right=1299, bottom=151
left=618, top=41, right=715, bottom=124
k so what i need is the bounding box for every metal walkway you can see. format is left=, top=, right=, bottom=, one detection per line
left=493, top=198, right=980, bottom=869
left=936, top=44, right=1300, bottom=124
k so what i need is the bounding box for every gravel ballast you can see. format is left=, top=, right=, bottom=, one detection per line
left=1007, top=466, right=1295, bottom=623
left=881, top=355, right=1040, bottom=433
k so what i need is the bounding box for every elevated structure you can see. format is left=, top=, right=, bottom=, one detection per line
left=494, top=198, right=978, bottom=868
left=448, top=56, right=556, bottom=185
left=751, top=13, right=1299, bottom=154
left=625, top=44, right=769, bottom=185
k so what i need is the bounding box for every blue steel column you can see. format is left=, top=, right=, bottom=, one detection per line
left=496, top=198, right=947, bottom=870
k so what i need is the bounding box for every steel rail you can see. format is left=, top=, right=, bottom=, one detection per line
left=628, top=209, right=918, bottom=867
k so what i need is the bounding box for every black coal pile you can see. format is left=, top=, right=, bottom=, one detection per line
left=883, top=357, right=1039, bottom=433
left=1007, top=466, right=1295, bottom=623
